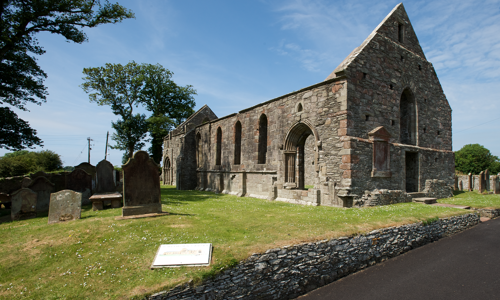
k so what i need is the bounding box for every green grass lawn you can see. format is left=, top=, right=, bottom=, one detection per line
left=438, top=191, right=500, bottom=209
left=0, top=186, right=471, bottom=299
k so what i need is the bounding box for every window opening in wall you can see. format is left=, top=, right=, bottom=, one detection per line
left=297, top=103, right=303, bottom=112
left=437, top=131, right=440, bottom=135
left=435, top=157, right=438, bottom=162
left=391, top=120, right=395, bottom=126
left=283, top=122, right=316, bottom=190
left=400, top=88, right=416, bottom=145
left=418, top=65, right=422, bottom=71
left=398, top=23, right=404, bottom=43
left=423, top=127, right=426, bottom=133
left=196, top=133, right=202, bottom=168
left=400, top=55, right=404, bottom=62
left=258, top=114, right=268, bottom=164
left=216, top=127, right=222, bottom=166
left=424, top=98, right=427, bottom=102
left=365, top=115, right=369, bottom=121
left=164, top=157, right=171, bottom=185
left=363, top=72, right=367, bottom=79
left=234, top=121, right=242, bottom=165
left=389, top=84, right=393, bottom=90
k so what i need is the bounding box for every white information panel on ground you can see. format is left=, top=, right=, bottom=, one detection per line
left=151, top=243, right=212, bottom=268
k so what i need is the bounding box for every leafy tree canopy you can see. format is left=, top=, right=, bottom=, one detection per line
left=81, top=62, right=196, bottom=163
left=0, top=149, right=63, bottom=177
left=0, top=0, right=134, bottom=150
left=455, top=144, right=500, bottom=174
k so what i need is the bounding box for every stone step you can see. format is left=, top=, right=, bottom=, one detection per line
left=412, top=197, right=437, bottom=204
left=431, top=203, right=471, bottom=210
left=408, top=192, right=427, bottom=199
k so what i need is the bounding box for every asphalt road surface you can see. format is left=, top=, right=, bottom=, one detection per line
left=298, top=217, right=500, bottom=300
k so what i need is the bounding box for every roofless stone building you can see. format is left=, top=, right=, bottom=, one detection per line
left=163, top=3, right=454, bottom=207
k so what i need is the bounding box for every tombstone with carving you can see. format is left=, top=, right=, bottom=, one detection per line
left=90, top=160, right=122, bottom=210
left=122, top=151, right=162, bottom=216
left=29, top=177, right=55, bottom=212
left=48, top=190, right=82, bottom=224
left=66, top=169, right=92, bottom=205
left=11, top=188, right=37, bottom=221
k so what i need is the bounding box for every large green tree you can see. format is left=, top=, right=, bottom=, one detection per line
left=0, top=149, right=63, bottom=177
left=0, top=0, right=134, bottom=150
left=81, top=61, right=148, bottom=159
left=141, top=64, right=196, bottom=163
left=81, top=62, right=196, bottom=163
left=455, top=144, right=500, bottom=174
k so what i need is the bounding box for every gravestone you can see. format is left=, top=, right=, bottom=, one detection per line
left=21, top=177, right=32, bottom=188
left=122, top=151, right=162, bottom=216
left=30, top=171, right=49, bottom=179
left=29, top=177, right=55, bottom=212
left=75, top=163, right=96, bottom=192
left=66, top=169, right=92, bottom=205
left=48, top=190, right=82, bottom=224
left=11, top=188, right=37, bottom=221
left=50, top=173, right=67, bottom=193
left=478, top=171, right=485, bottom=193
left=96, top=160, right=115, bottom=193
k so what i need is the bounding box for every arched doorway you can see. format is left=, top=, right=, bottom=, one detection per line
left=163, top=157, right=171, bottom=185
left=283, top=121, right=319, bottom=190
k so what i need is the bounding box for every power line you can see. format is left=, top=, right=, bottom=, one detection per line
left=455, top=117, right=500, bottom=134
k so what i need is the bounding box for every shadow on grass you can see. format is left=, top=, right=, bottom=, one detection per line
left=453, top=190, right=467, bottom=196
left=161, top=186, right=215, bottom=206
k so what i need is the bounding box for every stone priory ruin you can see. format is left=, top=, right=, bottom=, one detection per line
left=164, top=3, right=455, bottom=207
left=122, top=151, right=162, bottom=216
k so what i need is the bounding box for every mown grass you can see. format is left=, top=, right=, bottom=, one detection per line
left=0, top=186, right=470, bottom=299
left=438, top=191, right=500, bottom=209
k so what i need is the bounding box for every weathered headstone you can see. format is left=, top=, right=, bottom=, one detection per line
left=21, top=177, right=32, bottom=188
left=50, top=173, right=67, bottom=193
left=122, top=151, right=162, bottom=216
left=468, top=173, right=472, bottom=191
left=48, top=190, right=82, bottom=224
left=75, top=162, right=96, bottom=192
left=11, top=188, right=37, bottom=221
left=491, top=175, right=499, bottom=194
left=478, top=171, right=485, bottom=193
left=66, top=169, right=92, bottom=205
left=29, top=176, right=55, bottom=212
left=96, top=160, right=115, bottom=193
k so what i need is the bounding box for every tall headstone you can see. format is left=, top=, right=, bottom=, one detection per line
left=491, top=175, right=499, bottom=194
left=75, top=162, right=97, bottom=192
left=48, top=190, right=82, bottom=224
left=122, top=151, right=162, bottom=216
left=29, top=177, right=55, bottom=212
left=468, top=173, right=472, bottom=191
left=66, top=169, right=92, bottom=205
left=11, top=188, right=37, bottom=221
left=96, top=160, right=115, bottom=193
left=478, top=171, right=485, bottom=193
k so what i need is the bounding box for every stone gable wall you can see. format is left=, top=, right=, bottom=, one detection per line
left=149, top=213, right=479, bottom=300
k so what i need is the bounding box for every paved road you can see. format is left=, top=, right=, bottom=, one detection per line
left=298, top=217, right=500, bottom=300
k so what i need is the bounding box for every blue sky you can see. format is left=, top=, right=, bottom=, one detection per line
left=2, top=0, right=500, bottom=167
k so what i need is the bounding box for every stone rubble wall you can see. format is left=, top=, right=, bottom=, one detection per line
left=474, top=208, right=500, bottom=219
left=423, top=179, right=453, bottom=199
left=355, top=189, right=412, bottom=207
left=149, top=213, right=479, bottom=300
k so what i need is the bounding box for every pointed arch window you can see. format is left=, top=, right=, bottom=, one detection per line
left=234, top=121, right=242, bottom=165
left=258, top=114, right=268, bottom=164
left=196, top=133, right=202, bottom=168
left=216, top=127, right=222, bottom=166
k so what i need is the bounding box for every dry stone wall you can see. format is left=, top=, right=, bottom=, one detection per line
left=149, top=213, right=479, bottom=300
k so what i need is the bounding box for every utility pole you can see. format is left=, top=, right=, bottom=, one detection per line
left=87, top=137, right=93, bottom=163
left=104, top=131, right=109, bottom=160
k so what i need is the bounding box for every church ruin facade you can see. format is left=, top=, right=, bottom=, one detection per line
left=163, top=4, right=454, bottom=207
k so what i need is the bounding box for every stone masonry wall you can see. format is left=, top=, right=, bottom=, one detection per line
left=149, top=213, right=479, bottom=300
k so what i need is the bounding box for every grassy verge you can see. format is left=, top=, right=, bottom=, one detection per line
left=0, top=186, right=470, bottom=299
left=438, top=191, right=500, bottom=209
